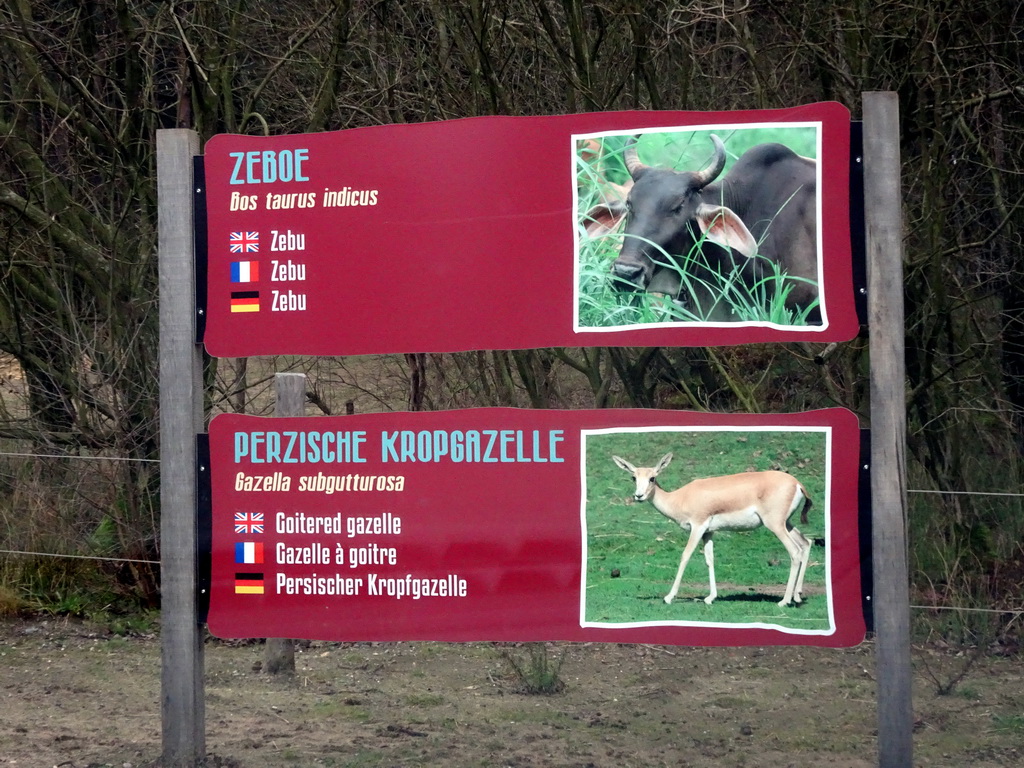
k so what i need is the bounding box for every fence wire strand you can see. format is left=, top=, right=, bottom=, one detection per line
left=1, top=453, right=1021, bottom=615
left=0, top=450, right=159, bottom=463
left=0, top=549, right=159, bottom=565
left=907, top=489, right=1024, bottom=498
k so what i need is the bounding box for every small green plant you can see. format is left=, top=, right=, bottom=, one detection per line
left=992, top=714, right=1024, bottom=734
left=405, top=693, right=445, bottom=707
left=105, top=610, right=159, bottom=636
left=0, top=584, right=26, bottom=617
left=912, top=602, right=1009, bottom=696
left=501, top=642, right=567, bottom=695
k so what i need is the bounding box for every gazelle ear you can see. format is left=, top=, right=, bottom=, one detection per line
left=655, top=453, right=673, bottom=473
left=612, top=455, right=636, bottom=474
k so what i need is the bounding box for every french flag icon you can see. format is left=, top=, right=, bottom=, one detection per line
left=231, top=261, right=259, bottom=283
left=235, top=541, right=264, bottom=564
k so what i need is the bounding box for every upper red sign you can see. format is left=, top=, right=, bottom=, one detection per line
left=202, top=104, right=857, bottom=357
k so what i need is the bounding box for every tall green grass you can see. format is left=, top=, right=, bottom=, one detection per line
left=0, top=449, right=153, bottom=618
left=581, top=428, right=832, bottom=633
left=575, top=127, right=820, bottom=327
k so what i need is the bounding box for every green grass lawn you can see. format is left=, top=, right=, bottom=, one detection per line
left=581, top=427, right=834, bottom=634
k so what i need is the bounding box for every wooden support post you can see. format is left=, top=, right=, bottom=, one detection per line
left=263, top=372, right=306, bottom=675
left=158, top=129, right=205, bottom=767
left=863, top=92, right=913, bottom=767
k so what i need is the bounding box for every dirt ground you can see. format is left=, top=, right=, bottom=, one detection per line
left=1, top=617, right=1022, bottom=768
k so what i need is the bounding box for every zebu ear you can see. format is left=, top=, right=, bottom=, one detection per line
left=694, top=203, right=758, bottom=258
left=579, top=137, right=634, bottom=237
left=583, top=200, right=626, bottom=237
left=582, top=178, right=634, bottom=236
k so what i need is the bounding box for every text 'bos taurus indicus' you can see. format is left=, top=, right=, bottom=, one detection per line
left=586, top=134, right=820, bottom=324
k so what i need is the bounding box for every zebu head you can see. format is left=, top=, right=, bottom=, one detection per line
left=608, top=134, right=758, bottom=298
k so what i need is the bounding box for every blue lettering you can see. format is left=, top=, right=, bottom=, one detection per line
left=321, top=431, right=335, bottom=463
left=228, top=149, right=310, bottom=184
left=401, top=432, right=415, bottom=462
left=250, top=432, right=265, bottom=463
left=265, top=432, right=281, bottom=463
left=229, top=152, right=245, bottom=185
left=550, top=430, right=565, bottom=462
left=306, top=431, right=321, bottom=463
left=500, top=430, right=515, bottom=462
left=234, top=432, right=249, bottom=462
left=381, top=431, right=399, bottom=462
left=482, top=430, right=498, bottom=463
left=282, top=432, right=298, bottom=463
left=531, top=431, right=546, bottom=463
left=279, top=149, right=293, bottom=181
left=351, top=431, right=367, bottom=462
left=245, top=151, right=260, bottom=184
left=294, top=148, right=309, bottom=181
left=261, top=150, right=276, bottom=183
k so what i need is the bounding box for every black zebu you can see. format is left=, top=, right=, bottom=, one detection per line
left=587, top=134, right=820, bottom=323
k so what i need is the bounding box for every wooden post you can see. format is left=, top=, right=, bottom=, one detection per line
left=263, top=372, right=306, bottom=674
left=863, top=92, right=913, bottom=767
left=158, top=129, right=205, bottom=766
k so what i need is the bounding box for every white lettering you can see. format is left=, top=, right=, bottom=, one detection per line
left=272, top=289, right=307, bottom=311
left=269, top=230, right=306, bottom=252
left=270, top=259, right=307, bottom=281
left=345, top=513, right=402, bottom=538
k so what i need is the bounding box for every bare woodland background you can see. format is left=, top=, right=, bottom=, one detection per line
left=0, top=1, right=1021, bottom=646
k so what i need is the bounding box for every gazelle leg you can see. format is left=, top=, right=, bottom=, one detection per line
left=783, top=551, right=801, bottom=605
left=702, top=532, right=717, bottom=605
left=665, top=525, right=707, bottom=604
left=789, top=528, right=812, bottom=601
left=772, top=523, right=808, bottom=606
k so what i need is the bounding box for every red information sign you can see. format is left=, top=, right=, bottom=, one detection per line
left=206, top=408, right=865, bottom=647
left=202, top=104, right=858, bottom=356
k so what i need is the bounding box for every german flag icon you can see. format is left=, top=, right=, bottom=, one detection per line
left=234, top=572, right=265, bottom=594
left=230, top=291, right=260, bottom=313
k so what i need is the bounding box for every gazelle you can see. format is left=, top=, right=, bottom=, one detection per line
left=611, top=453, right=813, bottom=606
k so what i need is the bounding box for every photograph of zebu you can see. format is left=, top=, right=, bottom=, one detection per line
left=575, top=125, right=822, bottom=328
left=579, top=427, right=834, bottom=634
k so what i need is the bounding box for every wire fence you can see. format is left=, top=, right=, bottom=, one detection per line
left=908, top=489, right=1024, bottom=498
left=0, top=549, right=159, bottom=565
left=2, top=451, right=1022, bottom=617
left=2, top=545, right=1018, bottom=617
left=4, top=448, right=1019, bottom=495
left=0, top=450, right=159, bottom=463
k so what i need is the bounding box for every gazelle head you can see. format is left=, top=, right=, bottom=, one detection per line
left=612, top=453, right=673, bottom=502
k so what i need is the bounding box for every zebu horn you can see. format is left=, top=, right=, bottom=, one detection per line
left=694, top=134, right=726, bottom=188
left=623, top=136, right=647, bottom=179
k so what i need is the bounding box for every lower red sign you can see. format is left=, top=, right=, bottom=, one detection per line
left=206, top=408, right=865, bottom=647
